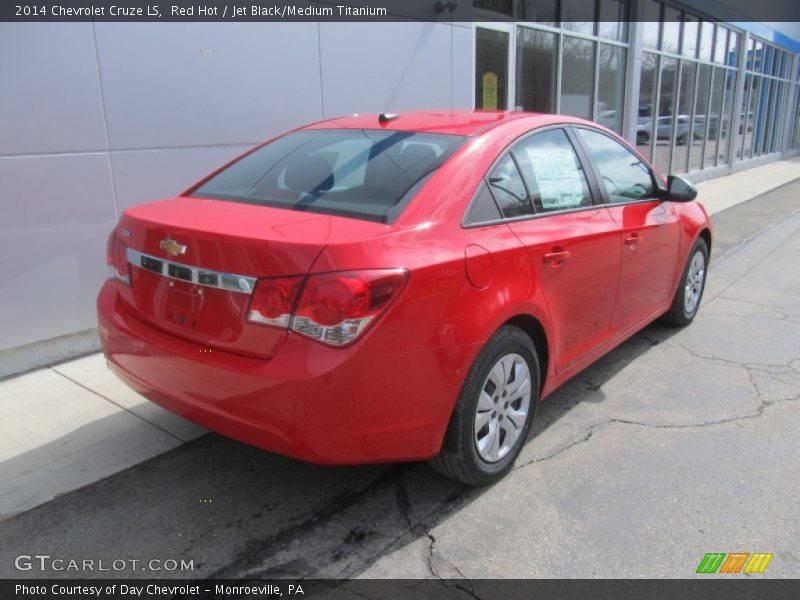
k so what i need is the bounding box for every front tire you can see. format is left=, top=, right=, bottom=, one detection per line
left=430, top=326, right=540, bottom=486
left=662, top=238, right=709, bottom=326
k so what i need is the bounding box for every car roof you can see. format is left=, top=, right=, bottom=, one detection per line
left=302, top=109, right=579, bottom=137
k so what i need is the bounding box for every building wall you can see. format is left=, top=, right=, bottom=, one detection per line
left=0, top=22, right=473, bottom=353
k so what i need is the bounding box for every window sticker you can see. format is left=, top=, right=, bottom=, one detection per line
left=524, top=147, right=586, bottom=210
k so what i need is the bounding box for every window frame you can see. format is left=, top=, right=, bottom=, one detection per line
left=461, top=124, right=605, bottom=228
left=569, top=124, right=664, bottom=206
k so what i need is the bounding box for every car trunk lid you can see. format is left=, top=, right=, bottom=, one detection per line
left=115, top=196, right=384, bottom=359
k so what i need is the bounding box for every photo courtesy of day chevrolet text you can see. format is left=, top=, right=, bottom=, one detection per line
left=15, top=583, right=304, bottom=597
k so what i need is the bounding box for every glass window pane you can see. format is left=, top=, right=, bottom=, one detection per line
left=754, top=76, right=769, bottom=155
left=682, top=16, right=698, bottom=58
left=727, top=31, right=739, bottom=67
left=691, top=64, right=712, bottom=170
left=699, top=21, right=714, bottom=62
left=598, top=0, right=628, bottom=42
left=596, top=44, right=626, bottom=133
left=714, top=26, right=729, bottom=64
left=512, top=129, right=593, bottom=213
left=674, top=61, right=697, bottom=173
left=560, top=0, right=595, bottom=35
left=561, top=37, right=595, bottom=120
left=637, top=52, right=659, bottom=160
left=465, top=181, right=502, bottom=224
left=704, top=67, right=725, bottom=167
left=763, top=79, right=778, bottom=152
left=516, top=0, right=557, bottom=25
left=515, top=27, right=557, bottom=112
left=661, top=7, right=681, bottom=54
left=738, top=73, right=753, bottom=159
left=718, top=69, right=737, bottom=164
left=746, top=75, right=762, bottom=157
left=792, top=87, right=800, bottom=148
left=653, top=57, right=678, bottom=174
left=488, top=155, right=532, bottom=218
left=754, top=40, right=764, bottom=73
left=763, top=45, right=773, bottom=75
left=770, top=82, right=785, bottom=152
left=473, top=0, right=513, bottom=16
left=745, top=37, right=755, bottom=71
left=475, top=28, right=509, bottom=110
left=578, top=128, right=656, bottom=203
left=642, top=0, right=662, bottom=50
left=773, top=51, right=784, bottom=77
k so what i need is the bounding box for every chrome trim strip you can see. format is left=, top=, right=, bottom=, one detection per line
left=126, top=248, right=257, bottom=294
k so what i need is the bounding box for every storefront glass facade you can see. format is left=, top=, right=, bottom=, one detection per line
left=474, top=0, right=800, bottom=178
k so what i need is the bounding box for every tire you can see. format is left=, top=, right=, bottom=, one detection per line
left=662, top=238, right=709, bottom=326
left=429, top=326, right=540, bottom=486
left=636, top=131, right=649, bottom=145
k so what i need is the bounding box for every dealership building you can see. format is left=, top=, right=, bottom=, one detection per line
left=1, top=1, right=799, bottom=370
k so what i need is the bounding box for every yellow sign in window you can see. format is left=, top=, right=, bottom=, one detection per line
left=482, top=72, right=498, bottom=110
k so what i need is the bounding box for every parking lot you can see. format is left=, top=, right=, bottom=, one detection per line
left=1, top=178, right=799, bottom=580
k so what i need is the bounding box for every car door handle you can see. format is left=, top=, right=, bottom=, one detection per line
left=543, top=249, right=571, bottom=266
left=624, top=232, right=641, bottom=247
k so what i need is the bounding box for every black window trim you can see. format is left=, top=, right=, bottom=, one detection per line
left=461, top=124, right=605, bottom=229
left=568, top=124, right=665, bottom=207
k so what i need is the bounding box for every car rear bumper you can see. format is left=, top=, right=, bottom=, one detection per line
left=97, top=281, right=476, bottom=464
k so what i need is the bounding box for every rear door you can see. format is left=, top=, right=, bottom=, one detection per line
left=572, top=126, right=680, bottom=334
left=499, top=128, right=622, bottom=372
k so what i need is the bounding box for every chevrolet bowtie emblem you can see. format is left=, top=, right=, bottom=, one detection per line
left=159, top=239, right=187, bottom=257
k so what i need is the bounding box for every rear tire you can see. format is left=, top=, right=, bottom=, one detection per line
left=429, top=326, right=540, bottom=486
left=662, top=238, right=709, bottom=326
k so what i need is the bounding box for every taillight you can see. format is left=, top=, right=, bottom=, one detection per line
left=247, top=276, right=304, bottom=328
left=293, top=270, right=408, bottom=346
left=106, top=231, right=130, bottom=285
left=246, top=269, right=408, bottom=347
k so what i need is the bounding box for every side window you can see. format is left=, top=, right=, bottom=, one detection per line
left=487, top=155, right=533, bottom=218
left=464, top=181, right=503, bottom=224
left=512, top=129, right=593, bottom=213
left=577, top=128, right=656, bottom=204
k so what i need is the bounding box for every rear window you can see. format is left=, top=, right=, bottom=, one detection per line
left=191, top=129, right=466, bottom=223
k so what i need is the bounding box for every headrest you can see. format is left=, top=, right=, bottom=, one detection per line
left=284, top=155, right=334, bottom=193
left=399, top=144, right=437, bottom=175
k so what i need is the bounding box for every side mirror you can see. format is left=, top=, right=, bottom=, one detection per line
left=665, top=175, right=697, bottom=202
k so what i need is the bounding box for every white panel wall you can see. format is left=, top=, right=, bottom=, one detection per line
left=0, top=22, right=472, bottom=353
left=0, top=23, right=107, bottom=155
left=95, top=23, right=324, bottom=149
left=319, top=22, right=456, bottom=115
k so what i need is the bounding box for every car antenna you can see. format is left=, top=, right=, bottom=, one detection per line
left=378, top=112, right=399, bottom=123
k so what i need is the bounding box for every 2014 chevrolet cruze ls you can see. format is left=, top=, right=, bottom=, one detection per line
left=98, top=110, right=711, bottom=485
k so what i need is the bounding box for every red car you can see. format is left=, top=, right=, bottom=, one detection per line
left=98, top=110, right=710, bottom=485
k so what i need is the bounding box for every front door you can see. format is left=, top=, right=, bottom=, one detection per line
left=573, top=127, right=681, bottom=334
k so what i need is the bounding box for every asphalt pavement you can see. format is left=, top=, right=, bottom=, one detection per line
left=1, top=180, right=799, bottom=580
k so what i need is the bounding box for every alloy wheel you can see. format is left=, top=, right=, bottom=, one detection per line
left=684, top=250, right=705, bottom=314
left=474, top=353, right=532, bottom=463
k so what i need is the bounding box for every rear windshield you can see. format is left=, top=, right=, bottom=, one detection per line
left=191, top=129, right=466, bottom=223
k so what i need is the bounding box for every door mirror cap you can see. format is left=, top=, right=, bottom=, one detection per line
left=665, top=175, right=698, bottom=202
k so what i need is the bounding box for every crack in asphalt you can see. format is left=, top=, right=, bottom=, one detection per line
left=392, top=475, right=473, bottom=586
